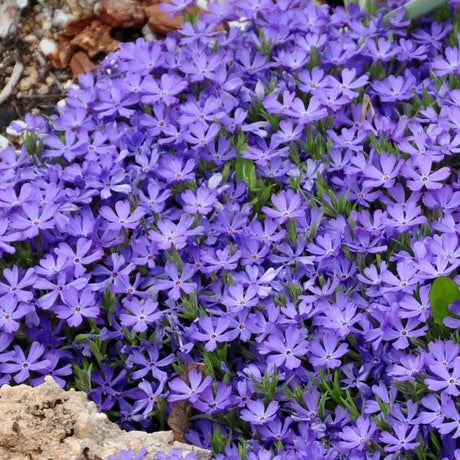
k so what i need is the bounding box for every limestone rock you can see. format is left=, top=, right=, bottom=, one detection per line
left=0, top=0, right=20, bottom=38
left=0, top=376, right=211, bottom=460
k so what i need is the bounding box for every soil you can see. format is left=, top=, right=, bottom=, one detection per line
left=0, top=0, right=97, bottom=133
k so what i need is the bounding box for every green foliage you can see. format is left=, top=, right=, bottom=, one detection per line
left=235, top=157, right=258, bottom=192
left=429, top=277, right=460, bottom=325
left=252, top=367, right=281, bottom=403
left=318, top=369, right=360, bottom=420
left=211, top=426, right=229, bottom=453
left=73, top=360, right=93, bottom=393
left=383, top=0, right=447, bottom=24
left=23, top=132, right=44, bottom=158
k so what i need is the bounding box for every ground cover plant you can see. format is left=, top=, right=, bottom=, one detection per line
left=0, top=0, right=459, bottom=458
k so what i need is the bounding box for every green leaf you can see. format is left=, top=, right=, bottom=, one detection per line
left=384, top=0, right=447, bottom=24
left=429, top=277, right=460, bottom=325
left=235, top=156, right=258, bottom=192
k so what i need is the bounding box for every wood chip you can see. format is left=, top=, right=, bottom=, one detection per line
left=70, top=50, right=97, bottom=77
left=71, top=20, right=120, bottom=58
left=167, top=363, right=206, bottom=443
left=98, top=0, right=147, bottom=28
left=48, top=40, right=74, bottom=70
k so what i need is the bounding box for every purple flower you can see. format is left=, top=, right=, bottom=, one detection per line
left=129, top=345, right=174, bottom=381
left=338, top=416, right=377, bottom=451
left=259, top=326, right=308, bottom=370
left=379, top=423, right=420, bottom=452
left=193, top=382, right=232, bottom=414
left=149, top=216, right=203, bottom=250
left=438, top=397, right=460, bottom=438
left=107, top=448, right=149, bottom=460
left=168, top=368, right=212, bottom=403
left=262, top=190, right=305, bottom=223
left=10, top=203, right=58, bottom=238
left=54, top=238, right=103, bottom=277
left=131, top=380, right=165, bottom=419
left=155, top=263, right=197, bottom=301
left=55, top=287, right=100, bottom=327
left=0, top=296, right=32, bottom=333
left=372, top=74, right=415, bottom=102
left=191, top=316, right=238, bottom=352
left=432, top=46, right=460, bottom=76
left=120, top=298, right=162, bottom=332
left=444, top=301, right=460, bottom=329
left=363, top=154, right=402, bottom=189
left=425, top=357, right=460, bottom=396
left=181, top=186, right=217, bottom=216
left=309, top=333, right=348, bottom=369
left=0, top=266, right=35, bottom=302
left=403, top=156, right=450, bottom=191
left=142, top=73, right=188, bottom=106
left=99, top=201, right=146, bottom=231
left=382, top=317, right=427, bottom=350
left=0, top=342, right=50, bottom=383
left=183, top=123, right=220, bottom=149
left=156, top=156, right=196, bottom=182
left=240, top=400, right=279, bottom=425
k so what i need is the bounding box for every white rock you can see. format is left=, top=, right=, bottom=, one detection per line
left=228, top=18, right=250, bottom=30
left=6, top=120, right=26, bottom=136
left=142, top=23, right=155, bottom=41
left=53, top=9, right=74, bottom=29
left=0, top=136, right=9, bottom=151
left=0, top=0, right=20, bottom=38
left=15, top=0, right=28, bottom=8
left=39, top=38, right=58, bottom=56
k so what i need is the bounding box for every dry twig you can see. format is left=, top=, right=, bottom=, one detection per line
left=0, top=60, right=23, bottom=105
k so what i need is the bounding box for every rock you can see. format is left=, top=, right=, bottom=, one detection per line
left=70, top=50, right=97, bottom=76
left=98, top=0, right=147, bottom=28
left=142, top=23, right=156, bottom=41
left=52, top=9, right=75, bottom=29
left=0, top=135, right=9, bottom=151
left=23, top=33, right=37, bottom=43
left=0, top=377, right=212, bottom=460
left=71, top=19, right=120, bottom=58
left=0, top=0, right=20, bottom=38
left=36, top=83, right=49, bottom=95
left=18, top=67, right=38, bottom=92
left=39, top=37, right=58, bottom=56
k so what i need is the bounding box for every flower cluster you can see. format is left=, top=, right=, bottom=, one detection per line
left=0, top=0, right=459, bottom=459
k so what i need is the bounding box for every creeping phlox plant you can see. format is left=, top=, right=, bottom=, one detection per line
left=0, top=0, right=459, bottom=458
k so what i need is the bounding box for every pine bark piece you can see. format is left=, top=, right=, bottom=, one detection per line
left=145, top=3, right=202, bottom=36
left=59, top=13, right=98, bottom=39
left=167, top=363, right=206, bottom=443
left=48, top=40, right=74, bottom=70
left=71, top=20, right=120, bottom=58
left=99, top=0, right=147, bottom=28
left=70, top=51, right=97, bottom=77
